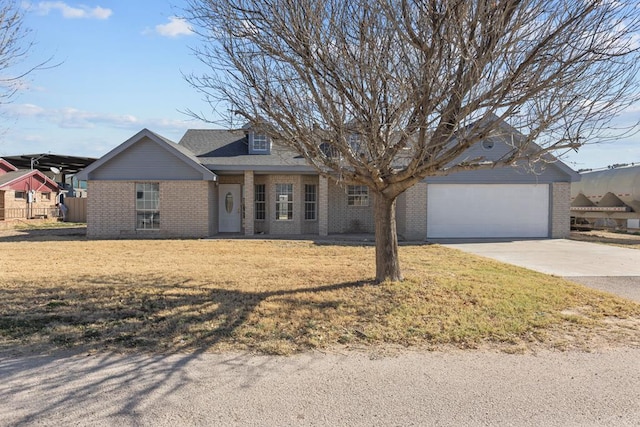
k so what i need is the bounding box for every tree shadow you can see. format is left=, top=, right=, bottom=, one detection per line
left=0, top=277, right=371, bottom=424
left=0, top=348, right=295, bottom=425
left=0, top=276, right=371, bottom=355
left=0, top=226, right=87, bottom=242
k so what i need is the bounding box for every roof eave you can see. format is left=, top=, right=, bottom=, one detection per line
left=0, top=170, right=59, bottom=190
left=204, top=165, right=317, bottom=174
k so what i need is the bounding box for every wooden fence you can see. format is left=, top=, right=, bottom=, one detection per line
left=64, top=198, right=87, bottom=223
left=0, top=198, right=87, bottom=223
left=0, top=206, right=59, bottom=220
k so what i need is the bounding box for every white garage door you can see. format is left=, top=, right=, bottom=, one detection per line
left=427, top=184, right=549, bottom=238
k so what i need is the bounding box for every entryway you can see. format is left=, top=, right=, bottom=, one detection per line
left=218, top=184, right=242, bottom=232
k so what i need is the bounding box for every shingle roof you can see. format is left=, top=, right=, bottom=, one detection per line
left=0, top=158, right=18, bottom=173
left=0, top=170, right=32, bottom=187
left=179, top=129, right=314, bottom=172
left=0, top=169, right=59, bottom=190
left=179, top=129, right=245, bottom=156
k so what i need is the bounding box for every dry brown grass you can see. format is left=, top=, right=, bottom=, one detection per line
left=1, top=237, right=639, bottom=355
left=570, top=230, right=640, bottom=249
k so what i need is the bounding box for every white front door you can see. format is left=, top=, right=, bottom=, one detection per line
left=218, top=184, right=242, bottom=232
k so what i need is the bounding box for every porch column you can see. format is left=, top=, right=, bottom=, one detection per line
left=244, top=170, right=254, bottom=235
left=318, top=175, right=329, bottom=236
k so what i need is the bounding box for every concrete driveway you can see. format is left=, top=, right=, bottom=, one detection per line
left=443, top=239, right=640, bottom=303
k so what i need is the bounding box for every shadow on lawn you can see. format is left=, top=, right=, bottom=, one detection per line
left=0, top=277, right=371, bottom=425
left=0, top=226, right=87, bottom=242
left=0, top=276, right=371, bottom=355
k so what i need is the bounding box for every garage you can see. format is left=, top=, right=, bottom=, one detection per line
left=426, top=184, right=550, bottom=238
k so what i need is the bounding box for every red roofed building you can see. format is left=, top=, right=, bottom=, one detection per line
left=0, top=158, right=59, bottom=221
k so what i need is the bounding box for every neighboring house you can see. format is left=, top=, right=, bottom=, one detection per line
left=0, top=158, right=59, bottom=221
left=75, top=125, right=578, bottom=240
left=1, top=153, right=97, bottom=199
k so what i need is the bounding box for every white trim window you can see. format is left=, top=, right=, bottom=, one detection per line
left=347, top=185, right=369, bottom=206
left=275, top=183, right=293, bottom=220
left=255, top=184, right=266, bottom=220
left=348, top=133, right=361, bottom=153
left=253, top=133, right=269, bottom=151
left=304, top=184, right=317, bottom=220
left=136, top=182, right=160, bottom=230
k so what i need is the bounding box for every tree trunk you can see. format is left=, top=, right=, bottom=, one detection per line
left=373, top=191, right=403, bottom=283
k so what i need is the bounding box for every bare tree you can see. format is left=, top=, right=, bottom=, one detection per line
left=0, top=0, right=52, bottom=106
left=184, top=0, right=640, bottom=282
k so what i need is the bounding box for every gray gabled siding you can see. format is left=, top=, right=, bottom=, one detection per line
left=427, top=162, right=569, bottom=184
left=91, top=137, right=206, bottom=181
left=427, top=140, right=571, bottom=184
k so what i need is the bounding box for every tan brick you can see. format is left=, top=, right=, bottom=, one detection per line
left=244, top=171, right=254, bottom=235
left=551, top=182, right=571, bottom=238
left=87, top=180, right=212, bottom=239
left=327, top=180, right=374, bottom=234
left=402, top=182, right=427, bottom=241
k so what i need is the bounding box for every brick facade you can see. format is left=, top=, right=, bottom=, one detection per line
left=398, top=182, right=428, bottom=241
left=87, top=180, right=212, bottom=238
left=551, top=182, right=571, bottom=238
left=87, top=181, right=133, bottom=238
left=327, top=180, right=375, bottom=234
left=78, top=128, right=578, bottom=240
left=161, top=181, right=211, bottom=238
left=267, top=174, right=303, bottom=235
left=318, top=176, right=328, bottom=236
left=243, top=171, right=254, bottom=235
left=0, top=189, right=57, bottom=220
left=85, top=176, right=571, bottom=240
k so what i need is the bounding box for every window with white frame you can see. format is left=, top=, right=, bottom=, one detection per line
left=14, top=191, right=26, bottom=199
left=275, top=183, right=293, bottom=220
left=253, top=133, right=269, bottom=151
left=348, top=133, right=361, bottom=153
left=136, top=182, right=160, bottom=230
left=320, top=141, right=339, bottom=158
left=347, top=185, right=369, bottom=206
left=304, top=184, right=317, bottom=220
left=255, top=184, right=266, bottom=220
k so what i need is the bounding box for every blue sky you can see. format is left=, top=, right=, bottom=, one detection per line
left=0, top=0, right=217, bottom=159
left=0, top=0, right=638, bottom=171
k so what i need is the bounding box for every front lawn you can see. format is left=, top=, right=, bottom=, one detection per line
left=1, top=239, right=638, bottom=354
